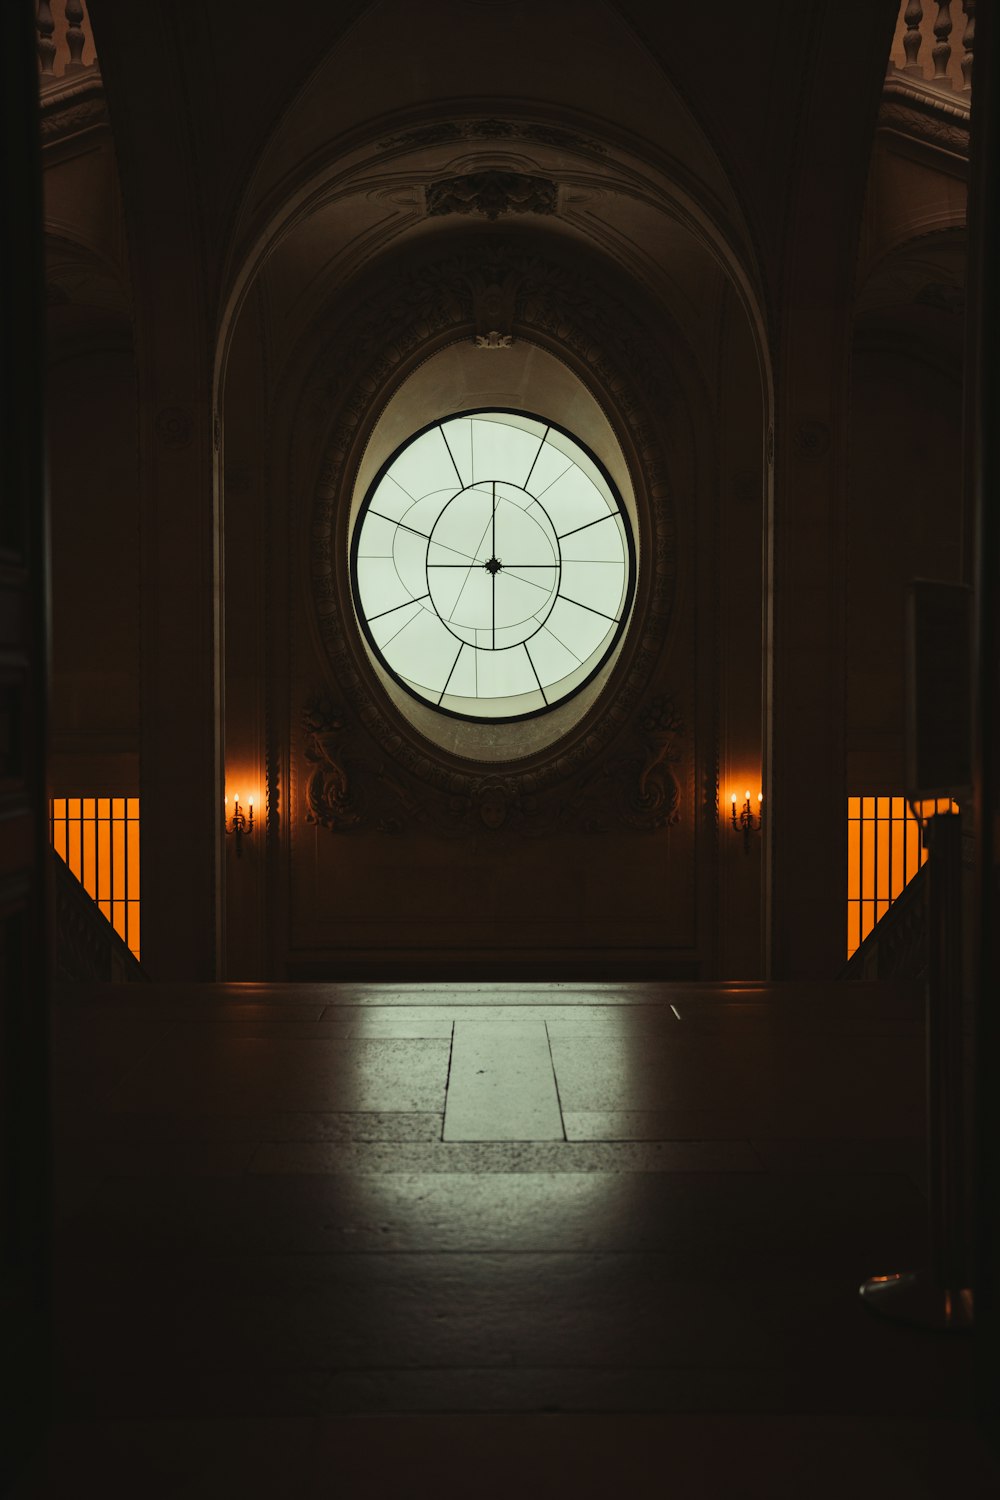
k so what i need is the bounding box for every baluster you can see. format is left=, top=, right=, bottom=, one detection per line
left=903, top=0, right=924, bottom=73
left=65, top=0, right=86, bottom=70
left=932, top=1, right=954, bottom=84
left=961, top=0, right=975, bottom=90
left=37, top=0, right=56, bottom=74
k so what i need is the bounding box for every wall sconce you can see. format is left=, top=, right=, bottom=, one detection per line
left=224, top=792, right=254, bottom=857
left=731, top=789, right=763, bottom=854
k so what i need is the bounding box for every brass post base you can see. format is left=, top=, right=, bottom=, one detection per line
left=859, top=1271, right=974, bottom=1331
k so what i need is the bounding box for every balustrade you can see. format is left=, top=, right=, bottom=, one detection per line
left=35, top=0, right=97, bottom=82
left=889, top=1, right=974, bottom=97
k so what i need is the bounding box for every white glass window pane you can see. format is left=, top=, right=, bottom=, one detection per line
left=367, top=596, right=427, bottom=650
left=356, top=511, right=399, bottom=558
left=351, top=408, right=635, bottom=722
left=431, top=487, right=495, bottom=561
left=356, top=557, right=422, bottom=618
left=392, top=527, right=429, bottom=598
left=544, top=596, right=609, bottom=663
left=475, top=645, right=538, bottom=699
left=443, top=644, right=477, bottom=699
left=441, top=569, right=494, bottom=631
left=523, top=442, right=574, bottom=501
left=495, top=574, right=556, bottom=634
left=469, top=416, right=544, bottom=489
left=561, top=560, right=626, bottom=620
left=403, top=487, right=463, bottom=541
left=443, top=418, right=474, bottom=487
left=384, top=610, right=459, bottom=693
left=389, top=426, right=462, bottom=503
left=559, top=514, right=625, bottom=562
left=370, top=472, right=420, bottom=523
left=541, top=468, right=609, bottom=537
left=525, top=628, right=580, bottom=688
left=543, top=426, right=616, bottom=507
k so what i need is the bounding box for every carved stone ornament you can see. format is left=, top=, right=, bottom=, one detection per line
left=303, top=695, right=684, bottom=837
left=878, top=94, right=969, bottom=160
left=39, top=75, right=106, bottom=144
left=379, top=117, right=606, bottom=155
left=302, top=695, right=366, bottom=833
left=304, top=238, right=681, bottom=837
left=426, top=170, right=558, bottom=222
left=471, top=270, right=518, bottom=346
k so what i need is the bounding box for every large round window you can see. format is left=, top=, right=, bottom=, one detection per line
left=350, top=409, right=636, bottom=722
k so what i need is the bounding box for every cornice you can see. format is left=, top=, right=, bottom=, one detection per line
left=39, top=69, right=107, bottom=148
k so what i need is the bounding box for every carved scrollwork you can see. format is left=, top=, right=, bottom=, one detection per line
left=302, top=695, right=365, bottom=832
left=302, top=695, right=684, bottom=838
left=623, top=696, right=684, bottom=830
left=575, top=696, right=683, bottom=834
left=426, top=170, right=558, bottom=221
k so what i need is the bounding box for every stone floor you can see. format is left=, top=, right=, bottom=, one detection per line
left=14, top=981, right=1000, bottom=1496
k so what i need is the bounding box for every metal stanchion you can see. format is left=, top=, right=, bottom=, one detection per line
left=859, top=809, right=973, bottom=1330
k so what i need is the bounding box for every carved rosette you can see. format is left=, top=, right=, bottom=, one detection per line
left=303, top=239, right=685, bottom=838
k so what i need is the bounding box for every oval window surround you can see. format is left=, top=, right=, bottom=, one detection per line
left=346, top=339, right=643, bottom=764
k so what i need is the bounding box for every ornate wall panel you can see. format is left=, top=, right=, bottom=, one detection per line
left=270, top=234, right=711, bottom=974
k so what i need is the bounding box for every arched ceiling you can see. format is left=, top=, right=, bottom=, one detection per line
left=222, top=0, right=763, bottom=387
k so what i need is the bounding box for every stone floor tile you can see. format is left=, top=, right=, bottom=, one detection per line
left=443, top=1021, right=563, bottom=1140
left=250, top=1138, right=762, bottom=1174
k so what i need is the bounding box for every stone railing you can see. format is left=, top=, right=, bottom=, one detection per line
left=36, top=0, right=104, bottom=145
left=842, top=858, right=929, bottom=981
left=36, top=0, right=99, bottom=89
left=53, top=850, right=145, bottom=983
left=881, top=1, right=974, bottom=162
left=887, top=2, right=974, bottom=110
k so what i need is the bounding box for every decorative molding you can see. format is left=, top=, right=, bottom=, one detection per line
left=475, top=331, right=513, bottom=349
left=882, top=74, right=970, bottom=125
left=379, top=117, right=606, bottom=155
left=914, top=280, right=965, bottom=315
left=302, top=692, right=683, bottom=837
left=302, top=695, right=366, bottom=832
left=39, top=73, right=106, bottom=145
left=878, top=94, right=969, bottom=161
left=426, top=170, right=557, bottom=221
